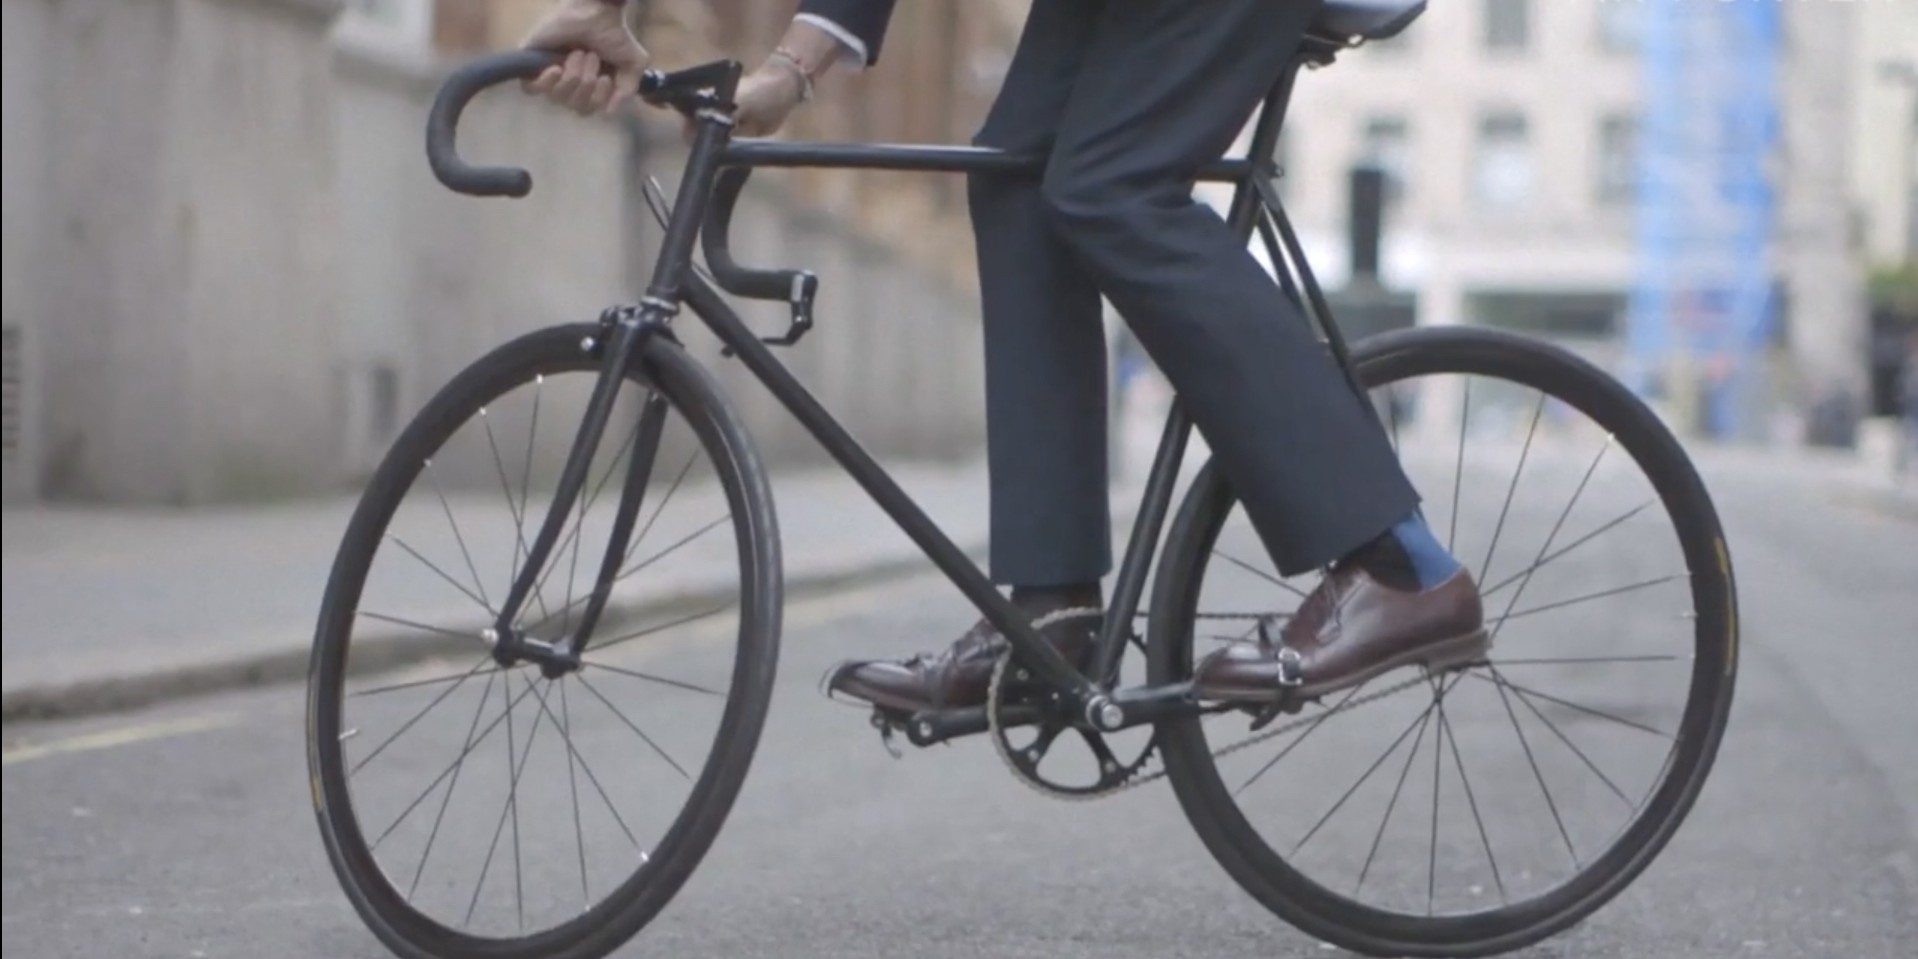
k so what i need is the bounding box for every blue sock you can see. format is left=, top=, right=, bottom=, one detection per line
left=1389, top=512, right=1460, bottom=590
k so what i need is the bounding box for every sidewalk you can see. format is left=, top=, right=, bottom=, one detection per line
left=1689, top=440, right=1918, bottom=524
left=0, top=458, right=1044, bottom=720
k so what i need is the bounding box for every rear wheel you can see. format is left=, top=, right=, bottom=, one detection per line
left=1150, top=326, right=1737, bottom=957
left=307, top=324, right=781, bottom=959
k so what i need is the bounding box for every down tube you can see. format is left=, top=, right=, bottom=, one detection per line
left=677, top=275, right=1097, bottom=697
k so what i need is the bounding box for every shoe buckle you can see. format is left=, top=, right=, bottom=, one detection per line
left=1274, top=646, right=1305, bottom=688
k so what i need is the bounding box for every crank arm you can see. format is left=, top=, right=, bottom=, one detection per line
left=903, top=702, right=1043, bottom=747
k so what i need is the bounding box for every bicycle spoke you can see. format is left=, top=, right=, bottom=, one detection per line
left=408, top=670, right=498, bottom=900
left=357, top=610, right=485, bottom=645
left=387, top=535, right=496, bottom=615
left=559, top=678, right=590, bottom=907
left=1237, top=681, right=1372, bottom=796
left=350, top=661, right=503, bottom=699
left=482, top=408, right=529, bottom=589
left=1213, top=550, right=1310, bottom=600
left=562, top=471, right=590, bottom=637
left=582, top=658, right=727, bottom=697
left=463, top=675, right=552, bottom=929
left=621, top=453, right=699, bottom=568
left=1354, top=700, right=1433, bottom=897
left=577, top=674, right=690, bottom=780
left=1487, top=668, right=1579, bottom=868
left=1449, top=378, right=1471, bottom=552
left=371, top=676, right=540, bottom=851
left=1497, top=667, right=1633, bottom=808
left=351, top=657, right=495, bottom=775
left=1427, top=677, right=1445, bottom=915
left=1292, top=697, right=1439, bottom=857
left=616, top=514, right=732, bottom=583
left=1465, top=670, right=1672, bottom=740
left=1487, top=433, right=1614, bottom=646
left=521, top=673, right=640, bottom=848
left=520, top=375, right=543, bottom=534
left=586, top=603, right=731, bottom=658
left=501, top=662, right=527, bottom=930
left=1490, top=654, right=1685, bottom=666
left=1479, top=390, right=1545, bottom=580
left=1439, top=701, right=1507, bottom=903
left=505, top=402, right=645, bottom=631
left=1491, top=574, right=1687, bottom=626
left=1482, top=499, right=1655, bottom=599
left=426, top=459, right=492, bottom=613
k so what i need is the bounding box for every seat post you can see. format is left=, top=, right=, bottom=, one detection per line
left=1224, top=57, right=1305, bottom=236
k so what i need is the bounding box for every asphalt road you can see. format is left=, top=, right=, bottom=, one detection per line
left=4, top=447, right=1916, bottom=959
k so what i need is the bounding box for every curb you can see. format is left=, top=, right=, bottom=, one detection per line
left=0, top=542, right=985, bottom=724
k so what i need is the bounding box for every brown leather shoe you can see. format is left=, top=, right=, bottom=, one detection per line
left=1191, top=566, right=1487, bottom=703
left=823, top=612, right=1099, bottom=714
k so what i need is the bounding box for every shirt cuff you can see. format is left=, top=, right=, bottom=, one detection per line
left=793, top=13, right=870, bottom=69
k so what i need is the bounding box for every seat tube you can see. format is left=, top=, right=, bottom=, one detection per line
left=1226, top=60, right=1300, bottom=238
left=1092, top=59, right=1305, bottom=681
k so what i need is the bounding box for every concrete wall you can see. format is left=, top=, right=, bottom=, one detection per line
left=5, top=0, right=347, bottom=503
left=2, top=0, right=986, bottom=504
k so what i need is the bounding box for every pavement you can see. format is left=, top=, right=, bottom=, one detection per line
left=0, top=457, right=1023, bottom=720
left=2, top=434, right=1916, bottom=959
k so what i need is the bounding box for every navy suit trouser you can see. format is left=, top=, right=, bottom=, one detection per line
left=970, top=0, right=1421, bottom=585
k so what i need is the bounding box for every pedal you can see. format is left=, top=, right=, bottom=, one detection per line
left=868, top=709, right=904, bottom=759
left=1247, top=691, right=1309, bottom=731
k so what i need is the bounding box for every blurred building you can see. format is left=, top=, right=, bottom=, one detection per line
left=364, top=0, right=1024, bottom=289
left=1252, top=0, right=1917, bottom=443
left=1, top=0, right=1024, bottom=504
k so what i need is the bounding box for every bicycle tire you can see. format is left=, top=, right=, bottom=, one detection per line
left=306, top=323, right=782, bottom=959
left=1149, top=325, right=1738, bottom=958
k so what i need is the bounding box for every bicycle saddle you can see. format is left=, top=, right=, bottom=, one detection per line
left=1311, top=0, right=1427, bottom=41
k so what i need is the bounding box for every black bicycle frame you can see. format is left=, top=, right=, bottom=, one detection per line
left=424, top=42, right=1361, bottom=731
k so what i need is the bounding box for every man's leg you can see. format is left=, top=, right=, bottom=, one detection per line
left=1039, top=0, right=1484, bottom=700
left=822, top=0, right=1111, bottom=714
left=967, top=0, right=1110, bottom=591
left=1039, top=0, right=1417, bottom=576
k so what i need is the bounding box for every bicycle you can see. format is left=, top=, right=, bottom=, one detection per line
left=306, top=7, right=1739, bottom=958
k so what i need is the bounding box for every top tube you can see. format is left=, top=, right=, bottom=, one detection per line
left=719, top=140, right=1259, bottom=183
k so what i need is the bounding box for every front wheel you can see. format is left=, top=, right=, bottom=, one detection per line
left=307, top=324, right=782, bottom=959
left=1149, top=326, right=1737, bottom=957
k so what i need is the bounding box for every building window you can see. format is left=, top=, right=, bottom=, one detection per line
left=1360, top=116, right=1411, bottom=209
left=1474, top=111, right=1533, bottom=210
left=1484, top=0, right=1530, bottom=53
left=1597, top=0, right=1644, bottom=55
left=1596, top=113, right=1639, bottom=207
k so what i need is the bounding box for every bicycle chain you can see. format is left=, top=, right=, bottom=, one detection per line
left=985, top=607, right=1431, bottom=802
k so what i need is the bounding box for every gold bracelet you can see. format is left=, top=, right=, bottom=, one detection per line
left=767, top=47, right=816, bottom=102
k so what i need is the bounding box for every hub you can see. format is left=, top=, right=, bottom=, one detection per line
left=486, top=627, right=582, bottom=677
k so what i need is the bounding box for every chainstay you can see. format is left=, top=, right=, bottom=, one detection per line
left=1108, top=672, right=1432, bottom=797
left=986, top=608, right=1432, bottom=801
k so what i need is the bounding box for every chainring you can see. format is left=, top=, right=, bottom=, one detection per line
left=985, top=608, right=1160, bottom=801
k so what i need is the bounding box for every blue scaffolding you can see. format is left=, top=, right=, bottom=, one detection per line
left=1625, top=0, right=1782, bottom=438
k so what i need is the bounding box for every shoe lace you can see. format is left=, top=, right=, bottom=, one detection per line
left=1280, top=566, right=1349, bottom=645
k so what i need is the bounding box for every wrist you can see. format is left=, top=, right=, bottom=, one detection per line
left=764, top=49, right=815, bottom=102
